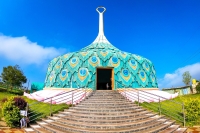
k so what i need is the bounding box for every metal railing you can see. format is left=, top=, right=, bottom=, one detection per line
left=27, top=87, right=94, bottom=122
left=115, top=81, right=185, bottom=127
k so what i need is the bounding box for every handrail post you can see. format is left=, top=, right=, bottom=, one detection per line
left=159, top=97, right=161, bottom=116
left=137, top=90, right=139, bottom=106
left=182, top=103, right=185, bottom=127
left=25, top=103, right=29, bottom=127
left=72, top=91, right=74, bottom=107
left=124, top=90, right=126, bottom=100
left=85, top=89, right=87, bottom=99
left=50, top=98, right=52, bottom=116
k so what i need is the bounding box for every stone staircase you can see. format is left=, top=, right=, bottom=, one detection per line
left=24, top=90, right=187, bottom=133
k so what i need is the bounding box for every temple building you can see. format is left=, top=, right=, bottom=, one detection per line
left=44, top=7, right=158, bottom=90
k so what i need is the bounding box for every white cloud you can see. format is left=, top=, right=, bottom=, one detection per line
left=158, top=63, right=200, bottom=89
left=0, top=34, right=66, bottom=65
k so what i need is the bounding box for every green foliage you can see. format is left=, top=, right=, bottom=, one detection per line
left=182, top=71, right=191, bottom=85
left=196, top=82, right=200, bottom=94
left=1, top=65, right=27, bottom=88
left=0, top=86, right=24, bottom=95
left=183, top=98, right=200, bottom=126
left=2, top=97, right=21, bottom=127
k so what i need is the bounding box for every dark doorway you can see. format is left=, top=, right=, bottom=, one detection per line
left=97, top=68, right=112, bottom=90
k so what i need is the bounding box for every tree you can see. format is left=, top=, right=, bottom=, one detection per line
left=182, top=71, right=191, bottom=86
left=1, top=65, right=27, bottom=88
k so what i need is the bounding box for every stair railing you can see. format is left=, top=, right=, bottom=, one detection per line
left=27, top=87, right=93, bottom=122
left=115, top=81, right=185, bottom=127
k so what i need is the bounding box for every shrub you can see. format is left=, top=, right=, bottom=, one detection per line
left=196, top=82, right=200, bottom=94
left=184, top=98, right=200, bottom=126
left=14, top=97, right=27, bottom=110
left=2, top=97, right=21, bottom=127
left=8, top=89, right=24, bottom=96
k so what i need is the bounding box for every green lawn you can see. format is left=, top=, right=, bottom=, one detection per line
left=139, top=93, right=200, bottom=126
left=0, top=89, right=70, bottom=123
left=25, top=97, right=70, bottom=122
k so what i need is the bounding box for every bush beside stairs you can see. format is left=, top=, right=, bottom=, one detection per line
left=24, top=90, right=187, bottom=133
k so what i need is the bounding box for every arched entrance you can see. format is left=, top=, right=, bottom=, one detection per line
left=96, top=67, right=114, bottom=90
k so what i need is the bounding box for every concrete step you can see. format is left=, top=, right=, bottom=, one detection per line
left=55, top=111, right=157, bottom=120
left=80, top=100, right=134, bottom=105
left=83, top=98, right=127, bottom=102
left=47, top=115, right=165, bottom=128
left=67, top=107, right=145, bottom=113
left=29, top=124, right=52, bottom=133
left=24, top=128, right=37, bottom=133
left=88, top=96, right=125, bottom=99
left=159, top=124, right=180, bottom=133
left=140, top=120, right=176, bottom=133
left=76, top=103, right=137, bottom=108
left=36, top=121, right=68, bottom=133
left=89, top=93, right=123, bottom=96
left=84, top=97, right=127, bottom=100
left=42, top=117, right=168, bottom=130
left=91, top=93, right=122, bottom=95
left=68, top=106, right=142, bottom=112
left=48, top=115, right=165, bottom=124
left=71, top=105, right=139, bottom=110
left=66, top=108, right=145, bottom=115
left=93, top=91, right=119, bottom=93
left=173, top=127, right=188, bottom=133
left=79, top=102, right=134, bottom=106
left=38, top=118, right=174, bottom=133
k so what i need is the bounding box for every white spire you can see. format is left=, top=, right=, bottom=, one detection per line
left=92, top=6, right=110, bottom=44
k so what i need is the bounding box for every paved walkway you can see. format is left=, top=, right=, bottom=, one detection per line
left=0, top=128, right=24, bottom=133
left=0, top=127, right=200, bottom=133
left=186, top=126, right=200, bottom=133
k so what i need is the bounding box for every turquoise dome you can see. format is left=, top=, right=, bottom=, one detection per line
left=44, top=7, right=158, bottom=89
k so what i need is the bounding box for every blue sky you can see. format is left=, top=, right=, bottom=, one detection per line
left=0, top=0, right=200, bottom=89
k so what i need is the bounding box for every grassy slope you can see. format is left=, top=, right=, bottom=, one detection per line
left=0, top=89, right=69, bottom=123
left=25, top=97, right=70, bottom=121
left=140, top=93, right=200, bottom=126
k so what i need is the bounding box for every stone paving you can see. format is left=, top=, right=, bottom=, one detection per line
left=0, top=128, right=24, bottom=133
left=0, top=127, right=199, bottom=133
left=186, top=126, right=200, bottom=133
